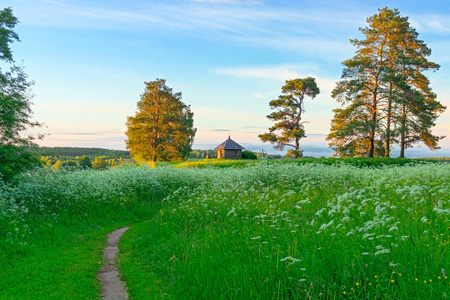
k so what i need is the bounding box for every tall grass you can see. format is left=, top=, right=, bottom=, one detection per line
left=1, top=160, right=449, bottom=299
left=118, top=162, right=450, bottom=299
left=0, top=166, right=203, bottom=298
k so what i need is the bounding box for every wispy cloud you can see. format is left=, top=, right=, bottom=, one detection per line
left=13, top=0, right=361, bottom=55
left=49, top=130, right=122, bottom=136
left=187, top=0, right=261, bottom=3
left=217, top=65, right=300, bottom=80
left=215, top=65, right=338, bottom=92
left=410, top=15, right=450, bottom=35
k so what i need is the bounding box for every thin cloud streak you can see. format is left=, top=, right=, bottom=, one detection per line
left=216, top=65, right=338, bottom=92
left=15, top=1, right=364, bottom=52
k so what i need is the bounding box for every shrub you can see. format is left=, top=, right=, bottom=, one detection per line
left=78, top=155, right=92, bottom=169
left=0, top=145, right=40, bottom=181
left=242, top=150, right=258, bottom=160
left=92, top=157, right=108, bottom=170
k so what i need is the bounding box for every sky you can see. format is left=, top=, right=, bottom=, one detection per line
left=3, top=0, right=450, bottom=157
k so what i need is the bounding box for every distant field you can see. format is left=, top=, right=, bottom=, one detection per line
left=1, top=159, right=449, bottom=299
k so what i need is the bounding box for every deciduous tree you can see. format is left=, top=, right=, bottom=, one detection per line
left=259, top=77, right=319, bottom=158
left=0, top=7, right=41, bottom=181
left=126, top=79, right=196, bottom=162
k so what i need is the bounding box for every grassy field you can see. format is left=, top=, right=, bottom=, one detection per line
left=1, top=159, right=449, bottom=299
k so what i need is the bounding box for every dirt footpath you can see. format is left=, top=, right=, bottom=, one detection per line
left=98, top=227, right=129, bottom=300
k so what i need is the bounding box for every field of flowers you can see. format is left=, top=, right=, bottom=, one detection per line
left=119, top=162, right=450, bottom=299
left=0, top=166, right=204, bottom=298
left=1, top=160, right=449, bottom=299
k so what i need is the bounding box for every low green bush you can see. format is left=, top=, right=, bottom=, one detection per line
left=242, top=150, right=258, bottom=160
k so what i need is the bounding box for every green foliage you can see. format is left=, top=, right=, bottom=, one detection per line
left=38, top=155, right=125, bottom=171
left=0, top=7, right=19, bottom=63
left=279, top=157, right=437, bottom=167
left=328, top=7, right=445, bottom=158
left=126, top=79, right=196, bottom=162
left=29, top=146, right=131, bottom=159
left=107, top=157, right=123, bottom=167
left=0, top=145, right=39, bottom=181
left=259, top=77, right=320, bottom=158
left=188, top=149, right=217, bottom=159
left=92, top=157, right=107, bottom=170
left=78, top=155, right=92, bottom=169
left=241, top=150, right=258, bottom=160
left=52, top=160, right=63, bottom=170
left=0, top=7, right=41, bottom=181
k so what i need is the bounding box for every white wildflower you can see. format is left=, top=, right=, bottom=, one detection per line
left=374, top=249, right=391, bottom=256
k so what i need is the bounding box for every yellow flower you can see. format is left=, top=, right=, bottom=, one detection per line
left=415, top=278, right=418, bottom=281
left=356, top=282, right=359, bottom=286
left=391, top=279, right=395, bottom=283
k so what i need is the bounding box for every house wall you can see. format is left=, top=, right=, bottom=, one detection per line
left=224, top=149, right=242, bottom=159
left=217, top=149, right=225, bottom=159
left=217, top=149, right=242, bottom=159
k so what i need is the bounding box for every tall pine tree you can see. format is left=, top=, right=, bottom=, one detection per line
left=328, top=7, right=445, bottom=157
left=259, top=77, right=320, bottom=158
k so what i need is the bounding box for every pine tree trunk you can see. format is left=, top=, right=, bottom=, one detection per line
left=368, top=133, right=375, bottom=158
left=369, top=93, right=377, bottom=158
left=400, top=102, right=406, bottom=158
left=385, top=82, right=392, bottom=158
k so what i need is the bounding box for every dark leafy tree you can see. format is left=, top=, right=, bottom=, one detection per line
left=78, top=155, right=92, bottom=169
left=0, top=7, right=41, bottom=181
left=259, top=77, right=320, bottom=158
left=126, top=79, right=196, bottom=162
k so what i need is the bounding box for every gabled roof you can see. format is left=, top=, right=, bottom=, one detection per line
left=215, top=136, right=245, bottom=150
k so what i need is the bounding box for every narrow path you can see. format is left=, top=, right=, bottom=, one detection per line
left=98, top=227, right=129, bottom=300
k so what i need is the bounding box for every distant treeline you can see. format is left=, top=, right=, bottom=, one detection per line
left=29, top=147, right=131, bottom=159
left=189, top=150, right=218, bottom=159
left=189, top=149, right=287, bottom=160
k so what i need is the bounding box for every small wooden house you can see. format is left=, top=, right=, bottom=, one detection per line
left=215, top=136, right=245, bottom=159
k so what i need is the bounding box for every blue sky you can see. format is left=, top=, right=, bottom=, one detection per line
left=3, top=0, right=450, bottom=157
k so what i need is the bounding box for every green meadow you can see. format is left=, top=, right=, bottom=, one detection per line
left=1, top=159, right=449, bottom=299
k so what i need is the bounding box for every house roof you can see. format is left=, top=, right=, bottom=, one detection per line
left=214, top=136, right=245, bottom=150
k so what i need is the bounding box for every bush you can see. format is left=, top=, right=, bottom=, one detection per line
left=78, top=156, right=92, bottom=169
left=92, top=157, right=108, bottom=170
left=0, top=146, right=40, bottom=181
left=242, top=150, right=258, bottom=160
